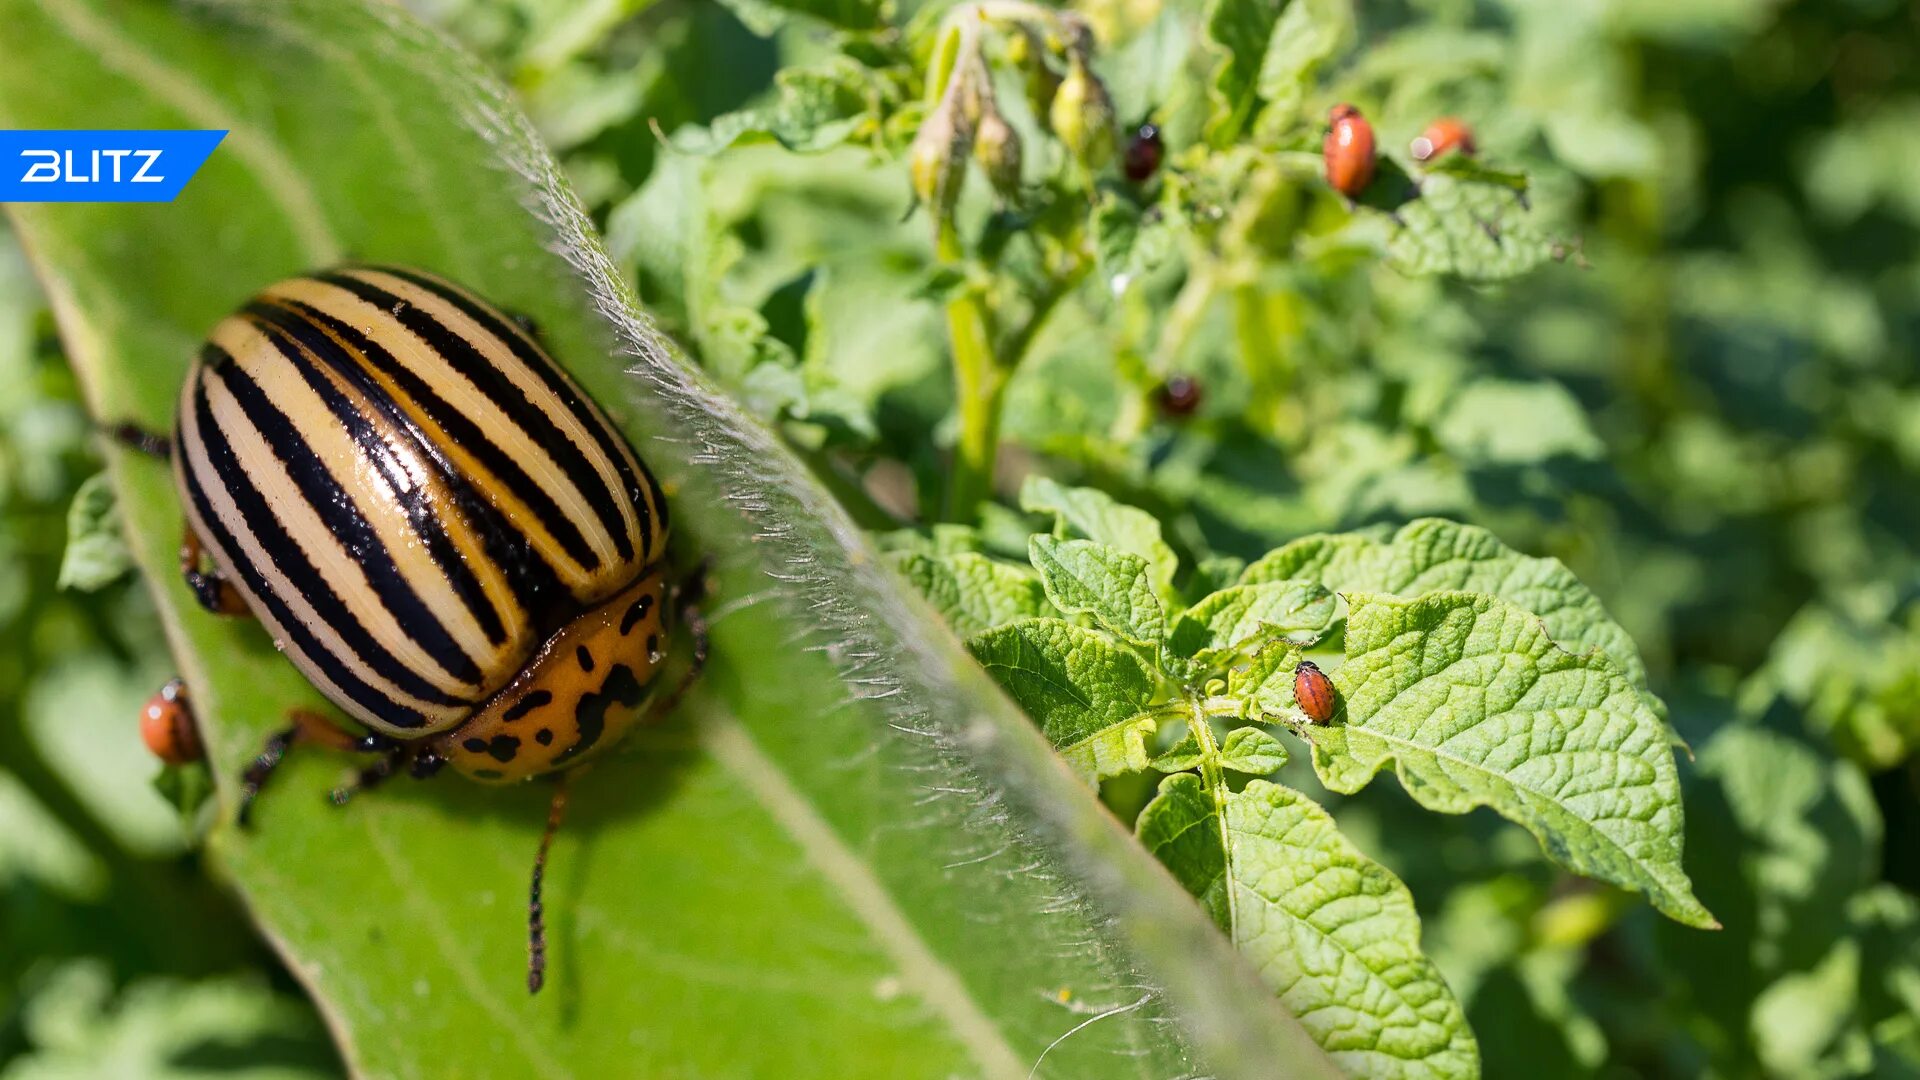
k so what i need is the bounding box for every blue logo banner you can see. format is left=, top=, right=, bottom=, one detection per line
left=0, top=130, right=226, bottom=203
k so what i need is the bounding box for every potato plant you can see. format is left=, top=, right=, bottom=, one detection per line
left=1, top=0, right=1916, bottom=1078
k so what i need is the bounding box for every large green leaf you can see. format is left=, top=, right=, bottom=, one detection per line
left=1136, top=776, right=1478, bottom=1079
left=1313, top=592, right=1716, bottom=929
left=1242, top=517, right=1654, bottom=699
left=0, top=1, right=1338, bottom=1076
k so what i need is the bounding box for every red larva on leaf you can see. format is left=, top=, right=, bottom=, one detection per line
left=1154, top=373, right=1202, bottom=418
left=1410, top=117, right=1476, bottom=162
left=1124, top=122, right=1163, bottom=183
left=140, top=678, right=204, bottom=765
left=1294, top=661, right=1336, bottom=724
left=1323, top=103, right=1376, bottom=200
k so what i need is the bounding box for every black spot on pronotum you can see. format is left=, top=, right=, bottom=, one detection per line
left=645, top=634, right=661, bottom=663
left=620, top=594, right=654, bottom=635
left=535, top=728, right=554, bottom=746
left=575, top=645, right=594, bottom=672
left=487, top=735, right=521, bottom=763
left=557, top=664, right=645, bottom=764
left=502, top=690, right=553, bottom=722
left=462, top=737, right=488, bottom=753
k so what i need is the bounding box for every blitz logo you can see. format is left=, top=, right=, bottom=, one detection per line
left=20, top=148, right=165, bottom=184
left=0, top=130, right=224, bottom=203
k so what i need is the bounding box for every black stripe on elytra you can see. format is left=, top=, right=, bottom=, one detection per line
left=181, top=372, right=455, bottom=728
left=369, top=266, right=663, bottom=556
left=246, top=301, right=570, bottom=634
left=191, top=366, right=471, bottom=710
left=278, top=296, right=605, bottom=578
left=317, top=270, right=637, bottom=564
left=213, top=350, right=485, bottom=689
left=243, top=306, right=509, bottom=648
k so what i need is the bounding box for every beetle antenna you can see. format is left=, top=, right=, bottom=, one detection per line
left=528, top=772, right=573, bottom=995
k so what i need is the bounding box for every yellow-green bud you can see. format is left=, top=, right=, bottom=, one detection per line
left=910, top=101, right=972, bottom=218
left=1049, top=56, right=1116, bottom=172
left=1013, top=27, right=1061, bottom=132
left=973, top=107, right=1023, bottom=200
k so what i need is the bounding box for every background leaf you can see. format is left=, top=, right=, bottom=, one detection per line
left=0, top=1, right=1339, bottom=1076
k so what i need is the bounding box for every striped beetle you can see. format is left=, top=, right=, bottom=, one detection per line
left=118, top=266, right=705, bottom=993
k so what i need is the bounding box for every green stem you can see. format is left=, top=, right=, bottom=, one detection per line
left=940, top=221, right=1003, bottom=523
left=1231, top=282, right=1298, bottom=438
left=1187, top=696, right=1240, bottom=933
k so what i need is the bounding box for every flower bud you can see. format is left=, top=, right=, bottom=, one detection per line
left=1011, top=26, right=1061, bottom=131
left=973, top=106, right=1023, bottom=200
left=1050, top=55, right=1117, bottom=172
left=910, top=101, right=973, bottom=218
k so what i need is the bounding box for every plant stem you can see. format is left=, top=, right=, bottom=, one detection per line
left=1188, top=695, right=1240, bottom=934
left=940, top=220, right=1004, bottom=522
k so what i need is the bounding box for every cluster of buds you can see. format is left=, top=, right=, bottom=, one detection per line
left=909, top=9, right=1122, bottom=224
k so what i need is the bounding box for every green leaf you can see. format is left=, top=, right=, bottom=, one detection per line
left=151, top=763, right=215, bottom=830
left=1226, top=781, right=1478, bottom=1079
left=1226, top=643, right=1307, bottom=721
left=0, top=1, right=1341, bottom=1075
left=1142, top=773, right=1477, bottom=1076
left=1138, top=772, right=1231, bottom=925
left=1171, top=580, right=1336, bottom=662
left=1092, top=192, right=1172, bottom=289
left=967, top=619, right=1160, bottom=782
left=889, top=550, right=1048, bottom=639
left=1252, top=0, right=1351, bottom=130
left=11, top=961, right=335, bottom=1080
left=672, top=59, right=879, bottom=156
left=1202, top=0, right=1284, bottom=145
left=1020, top=476, right=1181, bottom=603
left=1431, top=378, right=1605, bottom=465
left=1150, top=732, right=1207, bottom=773
left=1312, top=592, right=1716, bottom=929
left=714, top=0, right=887, bottom=34
left=1028, top=536, right=1166, bottom=648
left=1217, top=727, right=1288, bottom=774
left=57, top=471, right=132, bottom=592
left=1387, top=173, right=1556, bottom=283
left=1242, top=518, right=1654, bottom=699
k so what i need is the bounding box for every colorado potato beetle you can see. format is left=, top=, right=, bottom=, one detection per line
left=118, top=265, right=705, bottom=994
left=1294, top=660, right=1336, bottom=724
left=1323, top=104, right=1376, bottom=201
left=140, top=678, right=203, bottom=765
left=1410, top=117, right=1476, bottom=162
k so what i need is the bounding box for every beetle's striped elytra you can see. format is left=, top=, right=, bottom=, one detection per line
left=121, top=265, right=705, bottom=992
left=171, top=266, right=675, bottom=755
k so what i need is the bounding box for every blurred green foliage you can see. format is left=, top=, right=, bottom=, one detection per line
left=4, top=0, right=1918, bottom=1075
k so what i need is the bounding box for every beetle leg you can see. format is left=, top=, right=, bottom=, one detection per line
left=179, top=529, right=249, bottom=617
left=236, top=724, right=298, bottom=827
left=328, top=745, right=408, bottom=806
left=235, top=709, right=367, bottom=826
left=105, top=422, right=171, bottom=459
left=641, top=568, right=711, bottom=722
